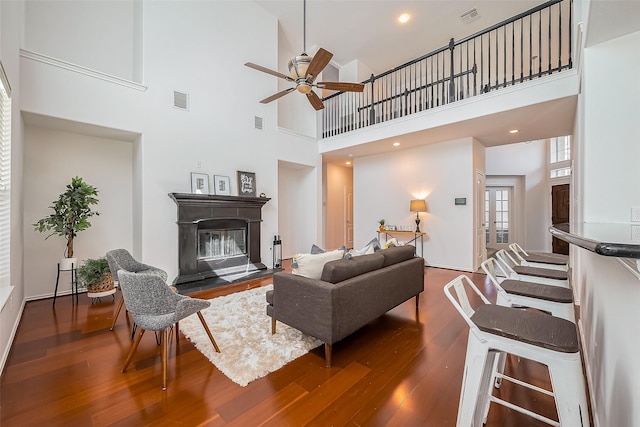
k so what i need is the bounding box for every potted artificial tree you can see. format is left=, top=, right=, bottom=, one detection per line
left=76, top=257, right=115, bottom=299
left=33, top=176, right=99, bottom=270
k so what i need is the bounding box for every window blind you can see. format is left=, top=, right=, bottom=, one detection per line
left=0, top=61, right=11, bottom=287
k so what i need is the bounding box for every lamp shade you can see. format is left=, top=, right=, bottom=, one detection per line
left=410, top=199, right=427, bottom=213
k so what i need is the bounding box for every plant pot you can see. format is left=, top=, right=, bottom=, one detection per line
left=379, top=225, right=386, bottom=232
left=60, top=257, right=78, bottom=271
left=86, top=272, right=116, bottom=299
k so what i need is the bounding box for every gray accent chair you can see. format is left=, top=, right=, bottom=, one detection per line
left=105, top=249, right=169, bottom=332
left=117, top=271, right=220, bottom=390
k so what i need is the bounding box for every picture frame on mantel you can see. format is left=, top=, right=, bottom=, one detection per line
left=190, top=172, right=209, bottom=194
left=213, top=175, right=231, bottom=196
left=237, top=170, right=256, bottom=197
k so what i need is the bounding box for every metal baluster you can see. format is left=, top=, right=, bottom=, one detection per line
left=548, top=6, right=552, bottom=74
left=520, top=17, right=524, bottom=82
left=538, top=11, right=542, bottom=77
left=503, top=25, right=507, bottom=87
left=529, top=14, right=533, bottom=80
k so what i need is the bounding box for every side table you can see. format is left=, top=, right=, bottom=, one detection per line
left=377, top=230, right=426, bottom=259
left=53, top=262, right=79, bottom=307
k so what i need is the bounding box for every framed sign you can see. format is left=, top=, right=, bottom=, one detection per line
left=190, top=173, right=209, bottom=194
left=236, top=171, right=256, bottom=197
left=213, top=175, right=231, bottom=196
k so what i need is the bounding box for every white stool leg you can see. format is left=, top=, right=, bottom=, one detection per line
left=457, top=334, right=494, bottom=427
left=549, top=355, right=590, bottom=427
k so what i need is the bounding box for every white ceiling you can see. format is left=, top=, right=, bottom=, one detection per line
left=255, top=0, right=545, bottom=75
left=255, top=1, right=640, bottom=165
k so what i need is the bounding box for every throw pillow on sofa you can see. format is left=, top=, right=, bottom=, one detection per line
left=292, top=249, right=345, bottom=279
left=310, top=244, right=346, bottom=254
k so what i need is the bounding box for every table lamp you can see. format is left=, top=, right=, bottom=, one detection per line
left=410, top=199, right=427, bottom=232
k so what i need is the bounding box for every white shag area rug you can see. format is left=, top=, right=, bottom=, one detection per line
left=179, top=285, right=322, bottom=387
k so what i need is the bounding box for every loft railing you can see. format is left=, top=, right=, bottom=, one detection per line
left=321, top=0, right=572, bottom=138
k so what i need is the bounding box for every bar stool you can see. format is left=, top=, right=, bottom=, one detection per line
left=509, top=243, right=569, bottom=264
left=481, top=257, right=575, bottom=323
left=507, top=243, right=568, bottom=271
left=444, top=275, right=590, bottom=426
left=496, top=249, right=570, bottom=288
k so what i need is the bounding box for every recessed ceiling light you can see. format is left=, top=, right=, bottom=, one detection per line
left=398, top=13, right=410, bottom=24
left=393, top=142, right=401, bottom=146
left=509, top=129, right=519, bottom=134
left=345, top=161, right=352, bottom=165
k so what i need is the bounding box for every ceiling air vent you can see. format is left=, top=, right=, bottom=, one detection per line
left=173, top=91, right=188, bottom=110
left=461, top=8, right=480, bottom=24
left=254, top=116, right=263, bottom=130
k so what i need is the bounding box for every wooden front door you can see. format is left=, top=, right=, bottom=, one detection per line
left=551, top=183, right=570, bottom=255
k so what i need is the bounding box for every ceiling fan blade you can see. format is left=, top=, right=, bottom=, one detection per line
left=306, top=90, right=325, bottom=110
left=260, top=88, right=295, bottom=104
left=317, top=82, right=365, bottom=92
left=305, top=48, right=333, bottom=82
left=245, top=63, right=294, bottom=82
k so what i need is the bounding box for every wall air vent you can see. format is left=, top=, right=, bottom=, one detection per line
left=254, top=116, right=263, bottom=130
left=461, top=8, right=480, bottom=24
left=173, top=91, right=189, bottom=110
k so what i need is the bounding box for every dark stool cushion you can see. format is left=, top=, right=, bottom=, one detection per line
left=470, top=304, right=579, bottom=353
left=513, top=265, right=568, bottom=280
left=522, top=253, right=568, bottom=266
left=501, top=279, right=573, bottom=303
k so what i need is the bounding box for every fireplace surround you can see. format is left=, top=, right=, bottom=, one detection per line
left=169, top=193, right=270, bottom=285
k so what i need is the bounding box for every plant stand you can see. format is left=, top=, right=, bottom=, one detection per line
left=86, top=273, right=116, bottom=304
left=87, top=288, right=116, bottom=304
left=53, top=263, right=79, bottom=307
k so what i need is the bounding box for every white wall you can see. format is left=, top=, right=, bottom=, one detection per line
left=354, top=138, right=476, bottom=271
left=23, top=126, right=134, bottom=299
left=19, top=0, right=321, bottom=294
left=278, top=160, right=319, bottom=259
left=25, top=0, right=138, bottom=81
left=577, top=30, right=640, bottom=427
left=0, top=0, right=25, bottom=374
left=486, top=140, right=551, bottom=251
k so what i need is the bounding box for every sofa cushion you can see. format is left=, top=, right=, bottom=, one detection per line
left=380, top=245, right=416, bottom=267
left=292, top=249, right=345, bottom=279
left=320, top=252, right=385, bottom=284
left=310, top=244, right=346, bottom=255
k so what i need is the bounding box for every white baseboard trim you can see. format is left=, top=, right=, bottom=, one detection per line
left=578, top=318, right=599, bottom=427
left=0, top=297, right=26, bottom=375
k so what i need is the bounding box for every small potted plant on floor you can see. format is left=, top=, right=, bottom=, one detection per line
left=77, top=257, right=115, bottom=298
left=33, top=176, right=99, bottom=270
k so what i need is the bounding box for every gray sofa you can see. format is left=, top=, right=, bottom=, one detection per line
left=266, top=245, right=424, bottom=367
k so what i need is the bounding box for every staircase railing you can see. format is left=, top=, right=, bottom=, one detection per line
left=321, top=0, right=572, bottom=138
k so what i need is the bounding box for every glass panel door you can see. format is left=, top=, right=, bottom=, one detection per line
left=485, top=187, right=512, bottom=248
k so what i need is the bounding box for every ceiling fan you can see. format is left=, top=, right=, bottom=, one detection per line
left=244, top=0, right=364, bottom=111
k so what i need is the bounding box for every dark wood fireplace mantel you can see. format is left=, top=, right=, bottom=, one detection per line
left=169, top=193, right=270, bottom=285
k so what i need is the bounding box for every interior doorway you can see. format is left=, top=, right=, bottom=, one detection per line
left=345, top=186, right=354, bottom=249
left=551, top=183, right=570, bottom=254
left=485, top=186, right=513, bottom=250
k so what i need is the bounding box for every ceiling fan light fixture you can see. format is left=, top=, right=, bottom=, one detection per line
left=288, top=54, right=312, bottom=80
left=296, top=84, right=312, bottom=94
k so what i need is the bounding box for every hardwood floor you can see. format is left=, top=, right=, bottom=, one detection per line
left=1, top=266, right=572, bottom=426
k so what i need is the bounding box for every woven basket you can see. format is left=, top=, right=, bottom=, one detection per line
left=86, top=272, right=114, bottom=293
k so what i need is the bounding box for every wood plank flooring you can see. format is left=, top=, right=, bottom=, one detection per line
left=1, top=266, right=573, bottom=426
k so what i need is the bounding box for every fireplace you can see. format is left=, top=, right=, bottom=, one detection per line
left=169, top=193, right=270, bottom=285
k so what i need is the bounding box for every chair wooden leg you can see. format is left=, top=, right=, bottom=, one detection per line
left=109, top=297, right=125, bottom=331
left=271, top=316, right=276, bottom=334
left=324, top=343, right=332, bottom=368
left=415, top=294, right=420, bottom=309
left=122, top=328, right=146, bottom=373
left=161, top=328, right=168, bottom=390
left=197, top=311, right=220, bottom=353
left=175, top=321, right=180, bottom=341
